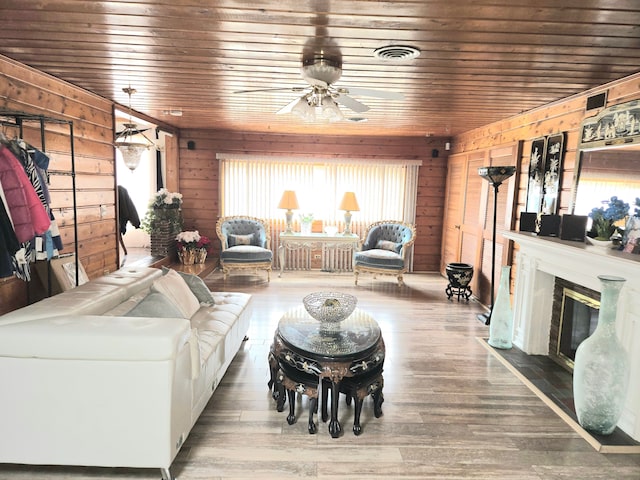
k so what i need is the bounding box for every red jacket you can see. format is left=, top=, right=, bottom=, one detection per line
left=0, top=145, right=50, bottom=243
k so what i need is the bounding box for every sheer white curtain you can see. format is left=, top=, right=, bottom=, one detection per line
left=217, top=154, right=421, bottom=267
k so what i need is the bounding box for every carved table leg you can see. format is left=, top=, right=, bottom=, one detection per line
left=275, top=370, right=286, bottom=412
left=373, top=389, right=384, bottom=418
left=286, top=389, right=297, bottom=425
left=352, top=397, right=364, bottom=435
left=321, top=379, right=329, bottom=422
left=328, top=380, right=342, bottom=438
left=308, top=397, right=318, bottom=434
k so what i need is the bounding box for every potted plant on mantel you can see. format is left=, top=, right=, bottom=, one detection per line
left=587, top=196, right=629, bottom=247
left=141, top=188, right=184, bottom=257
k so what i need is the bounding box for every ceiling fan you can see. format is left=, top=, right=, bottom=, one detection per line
left=234, top=54, right=404, bottom=122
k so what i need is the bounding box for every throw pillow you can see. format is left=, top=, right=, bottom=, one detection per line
left=228, top=233, right=254, bottom=247
left=376, top=239, right=401, bottom=253
left=125, top=292, right=184, bottom=318
left=162, top=266, right=215, bottom=305
left=151, top=268, right=201, bottom=318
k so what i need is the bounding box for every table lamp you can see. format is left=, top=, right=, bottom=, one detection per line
left=278, top=190, right=299, bottom=234
left=339, top=191, right=360, bottom=235
left=477, top=165, right=516, bottom=325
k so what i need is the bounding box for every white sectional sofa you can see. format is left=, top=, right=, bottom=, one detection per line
left=0, top=266, right=252, bottom=480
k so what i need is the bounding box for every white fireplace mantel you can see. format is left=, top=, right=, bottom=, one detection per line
left=503, top=231, right=640, bottom=441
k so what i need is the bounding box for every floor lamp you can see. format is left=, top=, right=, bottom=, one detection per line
left=477, top=166, right=516, bottom=325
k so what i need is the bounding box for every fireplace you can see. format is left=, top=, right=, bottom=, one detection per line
left=502, top=230, right=640, bottom=442
left=549, top=279, right=600, bottom=371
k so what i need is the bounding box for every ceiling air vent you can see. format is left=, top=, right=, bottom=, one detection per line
left=373, top=45, right=420, bottom=61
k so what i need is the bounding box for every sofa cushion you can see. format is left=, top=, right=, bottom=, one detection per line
left=151, top=269, right=200, bottom=318
left=162, top=267, right=215, bottom=305
left=355, top=249, right=405, bottom=269
left=220, top=245, right=272, bottom=263
left=125, top=292, right=184, bottom=318
left=103, top=288, right=150, bottom=316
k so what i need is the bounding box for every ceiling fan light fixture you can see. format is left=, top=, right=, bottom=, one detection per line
left=373, top=45, right=421, bottom=61
left=291, top=96, right=315, bottom=122
left=316, top=96, right=343, bottom=123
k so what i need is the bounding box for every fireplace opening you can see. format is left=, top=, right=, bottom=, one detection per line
left=549, top=278, right=600, bottom=372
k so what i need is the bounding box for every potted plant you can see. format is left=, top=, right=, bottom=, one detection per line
left=175, top=230, right=212, bottom=264
left=299, top=213, right=314, bottom=235
left=141, top=188, right=184, bottom=257
left=587, top=196, right=629, bottom=246
left=176, top=230, right=211, bottom=265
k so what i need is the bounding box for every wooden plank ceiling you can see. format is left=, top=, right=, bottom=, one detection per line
left=2, top=0, right=640, bottom=137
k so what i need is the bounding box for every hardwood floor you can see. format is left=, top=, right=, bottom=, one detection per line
left=2, top=269, right=640, bottom=479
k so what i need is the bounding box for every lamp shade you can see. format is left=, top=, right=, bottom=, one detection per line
left=278, top=190, right=300, bottom=210
left=478, top=166, right=516, bottom=187
left=117, top=142, right=148, bottom=171
left=339, top=192, right=360, bottom=211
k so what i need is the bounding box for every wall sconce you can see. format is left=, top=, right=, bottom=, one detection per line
left=339, top=191, right=360, bottom=235
left=114, top=87, right=156, bottom=171
left=278, top=190, right=300, bottom=234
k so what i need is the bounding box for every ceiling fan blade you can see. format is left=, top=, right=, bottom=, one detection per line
left=276, top=97, right=303, bottom=115
left=340, top=87, right=404, bottom=100
left=233, top=87, right=307, bottom=94
left=334, top=94, right=370, bottom=113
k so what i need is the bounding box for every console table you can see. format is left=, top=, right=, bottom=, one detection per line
left=278, top=233, right=359, bottom=276
left=268, top=306, right=385, bottom=437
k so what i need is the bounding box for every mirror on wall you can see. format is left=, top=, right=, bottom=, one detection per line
left=571, top=146, right=640, bottom=217
left=571, top=99, right=640, bottom=218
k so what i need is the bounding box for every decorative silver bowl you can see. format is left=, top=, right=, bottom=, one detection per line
left=303, top=292, right=357, bottom=324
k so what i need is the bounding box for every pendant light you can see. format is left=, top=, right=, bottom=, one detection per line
left=114, top=87, right=155, bottom=171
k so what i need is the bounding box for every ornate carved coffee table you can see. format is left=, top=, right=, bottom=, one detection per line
left=269, top=306, right=385, bottom=437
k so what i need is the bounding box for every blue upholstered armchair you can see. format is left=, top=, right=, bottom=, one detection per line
left=354, top=220, right=416, bottom=286
left=215, top=216, right=273, bottom=281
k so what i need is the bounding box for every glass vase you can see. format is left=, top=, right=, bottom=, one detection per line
left=573, top=275, right=629, bottom=435
left=488, top=265, right=513, bottom=349
left=301, top=221, right=312, bottom=235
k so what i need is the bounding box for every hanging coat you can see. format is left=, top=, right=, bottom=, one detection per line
left=0, top=145, right=50, bottom=242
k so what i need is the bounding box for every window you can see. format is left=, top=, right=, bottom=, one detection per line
left=218, top=155, right=420, bottom=231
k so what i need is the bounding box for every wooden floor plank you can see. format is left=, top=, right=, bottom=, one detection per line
left=1, top=269, right=639, bottom=479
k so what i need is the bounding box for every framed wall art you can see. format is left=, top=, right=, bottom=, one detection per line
left=525, top=136, right=547, bottom=213
left=524, top=133, right=565, bottom=216
left=541, top=133, right=565, bottom=215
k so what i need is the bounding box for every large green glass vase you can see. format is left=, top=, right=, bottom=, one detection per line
left=573, top=275, right=629, bottom=435
left=488, top=265, right=513, bottom=349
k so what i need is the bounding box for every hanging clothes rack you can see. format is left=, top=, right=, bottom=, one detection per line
left=0, top=110, right=78, bottom=298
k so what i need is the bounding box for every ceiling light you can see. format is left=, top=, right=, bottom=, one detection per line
left=373, top=45, right=421, bottom=61
left=290, top=91, right=344, bottom=123
left=114, top=87, right=155, bottom=171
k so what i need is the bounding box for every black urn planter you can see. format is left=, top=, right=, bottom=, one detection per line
left=445, top=263, right=474, bottom=301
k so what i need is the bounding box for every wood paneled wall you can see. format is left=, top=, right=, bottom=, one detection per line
left=449, top=72, right=640, bottom=304
left=452, top=72, right=640, bottom=221
left=0, top=56, right=117, bottom=314
left=176, top=130, right=448, bottom=272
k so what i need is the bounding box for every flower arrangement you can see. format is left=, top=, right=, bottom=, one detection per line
left=149, top=188, right=183, bottom=209
left=175, top=230, right=212, bottom=253
left=298, top=212, right=314, bottom=223
left=141, top=189, right=183, bottom=234
left=588, top=196, right=630, bottom=240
